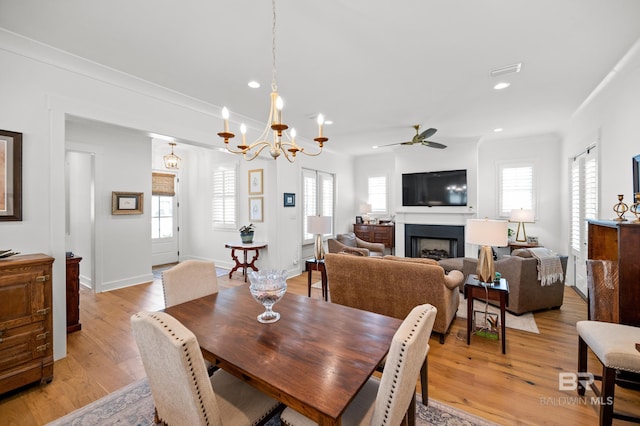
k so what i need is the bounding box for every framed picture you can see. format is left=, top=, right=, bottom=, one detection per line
left=283, top=192, right=295, bottom=207
left=249, top=197, right=264, bottom=222
left=112, top=191, right=144, bottom=215
left=248, top=169, right=263, bottom=195
left=527, top=236, right=539, bottom=244
left=355, top=215, right=364, bottom=224
left=0, top=129, right=22, bottom=221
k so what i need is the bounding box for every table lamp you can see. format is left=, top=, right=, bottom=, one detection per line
left=359, top=203, right=372, bottom=223
left=466, top=218, right=508, bottom=283
left=307, top=216, right=332, bottom=260
left=509, top=208, right=535, bottom=242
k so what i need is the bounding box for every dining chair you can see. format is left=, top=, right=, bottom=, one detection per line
left=162, top=259, right=220, bottom=375
left=280, top=304, right=437, bottom=426
left=131, top=311, right=283, bottom=426
left=162, top=259, right=219, bottom=307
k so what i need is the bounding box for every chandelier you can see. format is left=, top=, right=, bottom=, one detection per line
left=217, top=0, right=328, bottom=162
left=163, top=142, right=181, bottom=170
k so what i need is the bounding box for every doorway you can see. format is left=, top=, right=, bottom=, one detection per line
left=151, top=172, right=179, bottom=266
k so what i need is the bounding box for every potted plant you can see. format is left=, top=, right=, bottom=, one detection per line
left=239, top=223, right=255, bottom=244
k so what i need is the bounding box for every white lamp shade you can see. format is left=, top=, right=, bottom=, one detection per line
left=307, top=216, right=331, bottom=234
left=359, top=203, right=372, bottom=214
left=509, top=208, right=535, bottom=223
left=466, top=219, right=508, bottom=247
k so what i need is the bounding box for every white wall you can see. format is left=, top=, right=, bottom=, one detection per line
left=0, top=29, right=356, bottom=360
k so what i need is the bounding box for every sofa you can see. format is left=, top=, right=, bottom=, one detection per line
left=462, top=249, right=568, bottom=315
left=323, top=253, right=464, bottom=343
left=327, top=232, right=385, bottom=257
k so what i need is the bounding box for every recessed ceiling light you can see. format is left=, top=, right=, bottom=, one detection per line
left=248, top=81, right=260, bottom=89
left=372, top=145, right=379, bottom=149
left=324, top=120, right=333, bottom=125
left=493, top=82, right=510, bottom=90
left=494, top=128, right=503, bottom=132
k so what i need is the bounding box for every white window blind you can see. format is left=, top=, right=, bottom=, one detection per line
left=571, top=147, right=598, bottom=252
left=302, top=168, right=334, bottom=242
left=499, top=164, right=534, bottom=217
left=368, top=176, right=387, bottom=214
left=212, top=164, right=237, bottom=228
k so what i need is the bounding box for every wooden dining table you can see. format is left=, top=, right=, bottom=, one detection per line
left=163, top=285, right=402, bottom=425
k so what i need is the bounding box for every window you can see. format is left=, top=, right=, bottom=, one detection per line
left=368, top=176, right=388, bottom=214
left=151, top=196, right=174, bottom=239
left=302, top=168, right=334, bottom=242
left=499, top=164, right=534, bottom=217
left=212, top=164, right=237, bottom=229
left=151, top=172, right=176, bottom=240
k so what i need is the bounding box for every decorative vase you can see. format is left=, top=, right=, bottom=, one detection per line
left=248, top=269, right=287, bottom=323
left=240, top=231, right=254, bottom=244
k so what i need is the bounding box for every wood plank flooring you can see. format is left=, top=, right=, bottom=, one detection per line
left=0, top=268, right=638, bottom=425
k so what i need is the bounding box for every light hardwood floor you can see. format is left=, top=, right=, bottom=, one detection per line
left=0, top=267, right=638, bottom=425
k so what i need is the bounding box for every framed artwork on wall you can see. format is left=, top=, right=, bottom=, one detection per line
left=249, top=169, right=263, bottom=195
left=249, top=197, right=264, bottom=222
left=112, top=191, right=144, bottom=215
left=0, top=129, right=23, bottom=221
left=283, top=192, right=295, bottom=207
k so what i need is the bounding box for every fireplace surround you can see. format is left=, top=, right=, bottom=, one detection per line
left=405, top=224, right=465, bottom=259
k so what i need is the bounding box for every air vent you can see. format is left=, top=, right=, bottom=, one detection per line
left=490, top=63, right=522, bottom=77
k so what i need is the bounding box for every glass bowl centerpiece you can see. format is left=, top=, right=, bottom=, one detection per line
left=248, top=269, right=287, bottom=323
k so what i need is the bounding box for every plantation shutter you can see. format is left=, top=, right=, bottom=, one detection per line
left=500, top=165, right=534, bottom=217
left=212, top=165, right=237, bottom=228
left=368, top=176, right=387, bottom=214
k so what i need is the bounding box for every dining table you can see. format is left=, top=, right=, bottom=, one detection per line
left=163, top=285, right=403, bottom=425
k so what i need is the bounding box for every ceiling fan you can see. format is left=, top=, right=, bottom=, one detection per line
left=381, top=125, right=447, bottom=149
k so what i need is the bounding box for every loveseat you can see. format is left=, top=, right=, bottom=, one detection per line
left=323, top=253, right=464, bottom=343
left=327, top=232, right=385, bottom=257
left=462, top=249, right=568, bottom=315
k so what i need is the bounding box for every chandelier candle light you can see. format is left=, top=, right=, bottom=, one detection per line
left=217, top=0, right=328, bottom=162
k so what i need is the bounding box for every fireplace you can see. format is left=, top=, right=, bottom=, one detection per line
left=405, top=224, right=465, bottom=259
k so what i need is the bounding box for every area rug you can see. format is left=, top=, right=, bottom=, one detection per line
left=152, top=266, right=229, bottom=279
left=457, top=297, right=539, bottom=334
left=46, top=378, right=498, bottom=426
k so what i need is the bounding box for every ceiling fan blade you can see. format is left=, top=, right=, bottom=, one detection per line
left=417, top=127, right=437, bottom=140
left=422, top=140, right=447, bottom=149
left=379, top=141, right=413, bottom=147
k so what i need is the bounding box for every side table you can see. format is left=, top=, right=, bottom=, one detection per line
left=306, top=258, right=328, bottom=301
left=225, top=241, right=267, bottom=282
left=464, top=274, right=509, bottom=354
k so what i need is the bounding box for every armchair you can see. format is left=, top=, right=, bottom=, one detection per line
left=462, top=249, right=568, bottom=315
left=327, top=232, right=385, bottom=257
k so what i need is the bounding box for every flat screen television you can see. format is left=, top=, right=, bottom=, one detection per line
left=402, top=169, right=467, bottom=207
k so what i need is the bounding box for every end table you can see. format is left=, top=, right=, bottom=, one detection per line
left=306, top=258, right=328, bottom=301
left=464, top=274, right=509, bottom=354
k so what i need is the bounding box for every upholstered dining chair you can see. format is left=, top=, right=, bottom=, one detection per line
left=280, top=304, right=437, bottom=426
left=131, top=311, right=283, bottom=426
left=162, top=259, right=219, bottom=307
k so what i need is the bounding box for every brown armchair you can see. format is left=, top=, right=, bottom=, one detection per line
left=327, top=232, right=385, bottom=257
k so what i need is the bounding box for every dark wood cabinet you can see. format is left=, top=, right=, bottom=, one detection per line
left=0, top=254, right=55, bottom=395
left=587, top=220, right=640, bottom=326
left=66, top=255, right=82, bottom=333
left=353, top=224, right=395, bottom=250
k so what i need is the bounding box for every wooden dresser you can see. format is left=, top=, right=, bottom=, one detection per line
left=66, top=255, right=82, bottom=333
left=587, top=220, right=640, bottom=326
left=353, top=224, right=395, bottom=251
left=0, top=254, right=55, bottom=395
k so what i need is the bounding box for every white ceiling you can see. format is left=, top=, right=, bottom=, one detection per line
left=2, top=0, right=640, bottom=156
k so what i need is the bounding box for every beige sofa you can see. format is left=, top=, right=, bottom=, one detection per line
left=462, top=250, right=568, bottom=315
left=324, top=253, right=464, bottom=343
left=327, top=232, right=385, bottom=257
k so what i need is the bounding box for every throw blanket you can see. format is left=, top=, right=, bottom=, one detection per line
left=529, top=247, right=564, bottom=286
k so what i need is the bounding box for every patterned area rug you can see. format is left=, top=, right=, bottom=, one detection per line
left=46, top=378, right=498, bottom=426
